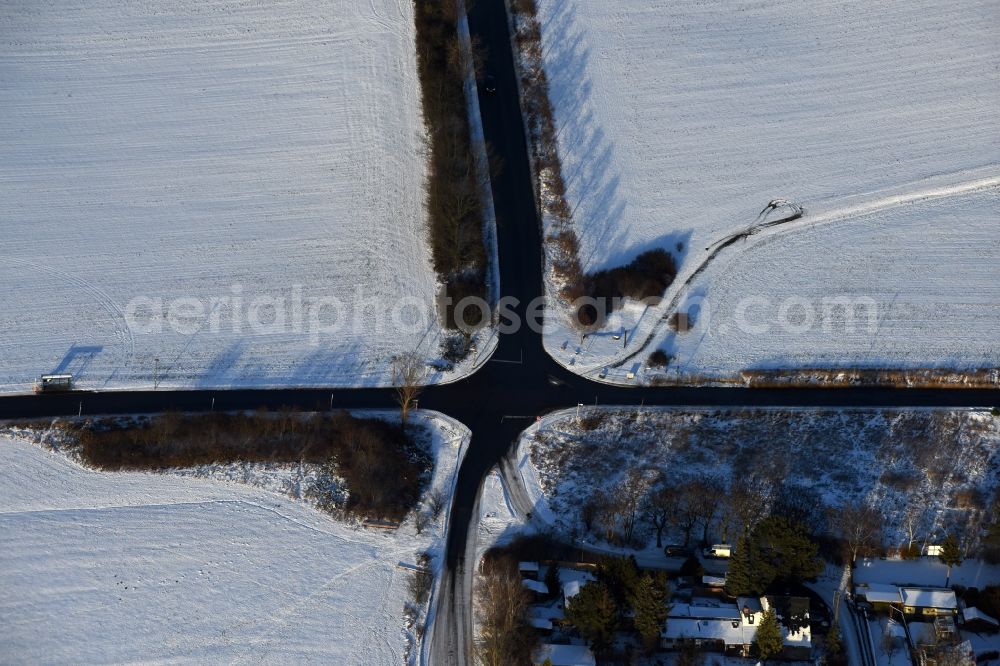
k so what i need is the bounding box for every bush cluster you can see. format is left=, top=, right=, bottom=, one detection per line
left=77, top=411, right=430, bottom=521
left=586, top=249, right=676, bottom=303
left=414, top=1, right=487, bottom=327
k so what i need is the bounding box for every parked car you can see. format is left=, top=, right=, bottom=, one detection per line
left=664, top=545, right=693, bottom=558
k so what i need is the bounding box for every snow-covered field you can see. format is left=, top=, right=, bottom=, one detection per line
left=0, top=412, right=469, bottom=663
left=0, top=0, right=479, bottom=394
left=530, top=0, right=1000, bottom=375
left=658, top=187, right=1000, bottom=378
left=514, top=407, right=1000, bottom=552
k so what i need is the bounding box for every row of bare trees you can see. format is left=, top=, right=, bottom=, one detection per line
left=413, top=0, right=488, bottom=328
left=576, top=469, right=901, bottom=562
left=475, top=557, right=536, bottom=666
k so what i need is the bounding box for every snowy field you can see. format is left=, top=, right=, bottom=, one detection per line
left=0, top=413, right=468, bottom=664
left=530, top=0, right=1000, bottom=375
left=514, top=407, right=1000, bottom=553
left=653, top=188, right=1000, bottom=379
left=0, top=0, right=474, bottom=394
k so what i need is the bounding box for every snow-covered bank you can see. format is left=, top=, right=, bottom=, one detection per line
left=0, top=0, right=487, bottom=394
left=0, top=411, right=470, bottom=664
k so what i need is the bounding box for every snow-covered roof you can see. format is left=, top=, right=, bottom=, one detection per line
left=562, top=580, right=582, bottom=601
left=963, top=607, right=999, bottom=626
left=523, top=579, right=549, bottom=594
left=669, top=603, right=742, bottom=620
left=900, top=587, right=957, bottom=610
left=702, top=575, right=726, bottom=587
left=533, top=644, right=596, bottom=666
left=519, top=561, right=539, bottom=573
left=857, top=583, right=902, bottom=604
left=662, top=617, right=754, bottom=645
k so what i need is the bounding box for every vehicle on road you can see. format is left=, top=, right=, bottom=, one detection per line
left=664, top=545, right=694, bottom=557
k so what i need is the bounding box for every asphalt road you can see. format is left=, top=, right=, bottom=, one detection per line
left=2, top=1, right=997, bottom=664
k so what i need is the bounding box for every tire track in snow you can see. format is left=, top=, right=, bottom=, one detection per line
left=605, top=171, right=1000, bottom=374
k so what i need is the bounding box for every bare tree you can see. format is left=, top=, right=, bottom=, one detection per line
left=614, top=470, right=649, bottom=545
left=901, top=496, right=930, bottom=555
left=728, top=472, right=773, bottom=538
left=427, top=488, right=447, bottom=520
left=643, top=483, right=678, bottom=549
left=691, top=476, right=724, bottom=545
left=475, top=558, right=534, bottom=666
left=881, top=623, right=899, bottom=664
left=831, top=501, right=884, bottom=566
left=673, top=482, right=702, bottom=547
left=392, top=352, right=426, bottom=425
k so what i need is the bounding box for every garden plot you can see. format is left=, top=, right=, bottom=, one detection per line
left=0, top=0, right=465, bottom=393
left=530, top=0, right=1000, bottom=373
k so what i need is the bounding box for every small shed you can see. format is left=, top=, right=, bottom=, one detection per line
left=36, top=373, right=73, bottom=393
left=900, top=587, right=958, bottom=616
left=962, top=607, right=999, bottom=632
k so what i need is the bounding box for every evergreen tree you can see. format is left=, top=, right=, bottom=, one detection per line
left=630, top=571, right=671, bottom=653
left=823, top=623, right=846, bottom=666
left=939, top=533, right=963, bottom=586
left=544, top=563, right=561, bottom=598
left=751, top=515, right=824, bottom=590
left=725, top=536, right=754, bottom=596
left=754, top=608, right=784, bottom=663
left=596, top=555, right=640, bottom=612
left=565, top=580, right=620, bottom=652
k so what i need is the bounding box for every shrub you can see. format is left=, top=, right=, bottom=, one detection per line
left=585, top=249, right=676, bottom=304
left=440, top=333, right=473, bottom=364
left=444, top=271, right=488, bottom=330
left=409, top=551, right=433, bottom=605
left=679, top=556, right=704, bottom=578
left=647, top=350, right=671, bottom=368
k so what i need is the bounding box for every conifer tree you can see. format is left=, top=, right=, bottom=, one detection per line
left=754, top=608, right=784, bottom=663
left=939, top=534, right=963, bottom=587
left=631, top=571, right=671, bottom=652
left=565, top=580, right=620, bottom=653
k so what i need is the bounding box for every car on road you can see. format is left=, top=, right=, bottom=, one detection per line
left=664, top=545, right=693, bottom=557
left=484, top=74, right=496, bottom=93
